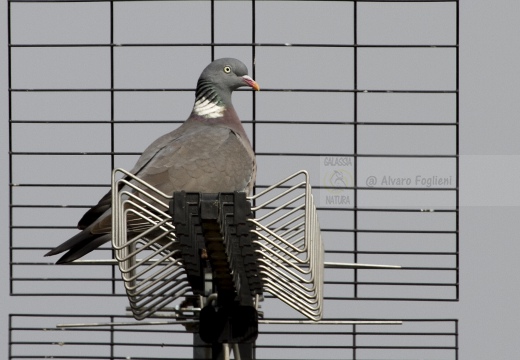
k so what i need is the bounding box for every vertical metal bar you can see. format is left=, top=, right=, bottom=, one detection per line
left=250, top=6, right=258, bottom=356
left=110, top=0, right=117, bottom=295
left=8, top=315, right=12, bottom=360
left=210, top=0, right=215, bottom=61
left=352, top=323, right=357, bottom=360
left=251, top=0, right=257, bottom=211
left=251, top=0, right=257, bottom=155
left=352, top=0, right=359, bottom=299
left=8, top=0, right=14, bottom=295
left=110, top=315, right=115, bottom=359
left=455, top=319, right=459, bottom=360
left=455, top=0, right=460, bottom=302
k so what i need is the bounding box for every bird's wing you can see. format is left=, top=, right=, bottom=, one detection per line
left=90, top=123, right=255, bottom=234
left=75, top=123, right=189, bottom=230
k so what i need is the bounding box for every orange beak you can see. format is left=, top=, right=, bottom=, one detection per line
left=242, top=75, right=260, bottom=91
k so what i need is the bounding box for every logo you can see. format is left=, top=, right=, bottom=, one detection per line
left=322, top=169, right=354, bottom=194
left=320, top=156, right=353, bottom=207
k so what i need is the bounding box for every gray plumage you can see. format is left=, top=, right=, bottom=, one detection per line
left=45, top=58, right=259, bottom=264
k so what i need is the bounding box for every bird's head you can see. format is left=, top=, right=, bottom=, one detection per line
left=198, top=58, right=260, bottom=93
left=192, top=58, right=259, bottom=119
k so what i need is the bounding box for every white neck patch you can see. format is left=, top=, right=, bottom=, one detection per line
left=193, top=96, right=225, bottom=118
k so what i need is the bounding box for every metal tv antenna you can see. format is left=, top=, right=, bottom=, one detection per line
left=74, top=168, right=399, bottom=360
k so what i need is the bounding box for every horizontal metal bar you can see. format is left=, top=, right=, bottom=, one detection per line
left=11, top=151, right=141, bottom=156
left=55, top=319, right=402, bottom=329
left=11, top=183, right=109, bottom=187
left=8, top=0, right=459, bottom=5
left=256, top=153, right=458, bottom=158
left=323, top=297, right=458, bottom=301
left=259, top=319, right=402, bottom=325
left=9, top=87, right=458, bottom=94
left=9, top=119, right=459, bottom=126
left=11, top=225, right=76, bottom=229
left=12, top=277, right=120, bottom=281
left=324, top=262, right=401, bottom=269
left=318, top=228, right=457, bottom=234
left=12, top=276, right=458, bottom=283
left=13, top=183, right=452, bottom=193
left=10, top=340, right=197, bottom=349
left=312, top=207, right=458, bottom=213
left=57, top=320, right=197, bottom=328
left=10, top=293, right=126, bottom=297
left=325, top=251, right=457, bottom=256
left=325, top=281, right=458, bottom=287
left=10, top=151, right=458, bottom=158
left=254, top=344, right=457, bottom=350
left=10, top=204, right=89, bottom=208
left=261, top=330, right=456, bottom=336
left=9, top=204, right=459, bottom=213
left=13, top=247, right=456, bottom=257
left=320, top=229, right=458, bottom=234
left=11, top=120, right=185, bottom=124
left=9, top=42, right=458, bottom=48
left=9, top=314, right=457, bottom=322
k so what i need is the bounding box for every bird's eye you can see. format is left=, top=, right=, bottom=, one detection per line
left=223, top=66, right=231, bottom=74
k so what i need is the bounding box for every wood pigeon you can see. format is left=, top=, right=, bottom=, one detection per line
left=45, top=58, right=259, bottom=264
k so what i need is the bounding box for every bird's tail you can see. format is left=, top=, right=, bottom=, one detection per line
left=45, top=229, right=111, bottom=264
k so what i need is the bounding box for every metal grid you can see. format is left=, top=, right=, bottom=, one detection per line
left=8, top=0, right=459, bottom=303
left=9, top=314, right=458, bottom=360
left=7, top=0, right=459, bottom=358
